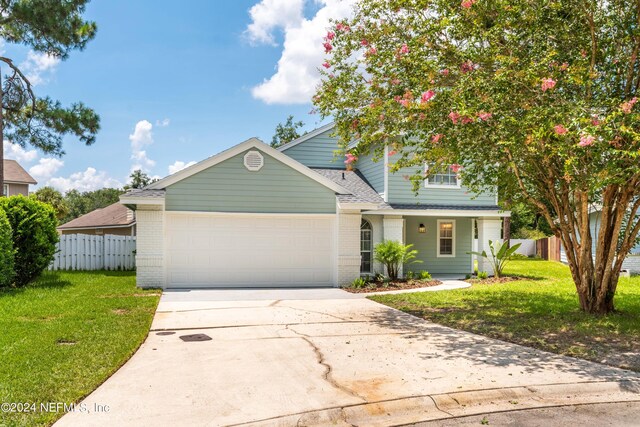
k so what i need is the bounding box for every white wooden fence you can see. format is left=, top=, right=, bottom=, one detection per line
left=49, top=234, right=136, bottom=271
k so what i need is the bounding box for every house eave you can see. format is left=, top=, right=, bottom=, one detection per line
left=363, top=209, right=511, bottom=218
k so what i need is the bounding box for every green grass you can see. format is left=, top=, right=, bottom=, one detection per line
left=371, top=260, right=640, bottom=371
left=0, top=271, right=160, bottom=427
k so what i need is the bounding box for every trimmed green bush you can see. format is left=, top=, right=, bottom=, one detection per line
left=0, top=208, right=15, bottom=287
left=0, top=195, right=58, bottom=286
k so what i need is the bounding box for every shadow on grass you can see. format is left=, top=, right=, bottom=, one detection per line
left=367, top=295, right=640, bottom=393
left=0, top=272, right=73, bottom=297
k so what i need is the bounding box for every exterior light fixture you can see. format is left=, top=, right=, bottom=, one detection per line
left=418, top=223, right=426, bottom=233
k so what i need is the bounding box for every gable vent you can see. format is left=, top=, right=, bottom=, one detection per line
left=243, top=150, right=264, bottom=171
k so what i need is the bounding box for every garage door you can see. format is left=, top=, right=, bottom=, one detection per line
left=165, top=213, right=336, bottom=288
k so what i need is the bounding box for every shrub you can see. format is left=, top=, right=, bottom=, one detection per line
left=0, top=195, right=58, bottom=286
left=405, top=270, right=415, bottom=280
left=419, top=270, right=432, bottom=280
left=350, top=277, right=368, bottom=289
left=0, top=209, right=15, bottom=287
left=374, top=240, right=422, bottom=280
left=478, top=271, right=489, bottom=280
left=469, top=240, right=522, bottom=278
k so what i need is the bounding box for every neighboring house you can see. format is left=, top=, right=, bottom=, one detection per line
left=560, top=209, right=640, bottom=273
left=121, top=123, right=508, bottom=288
left=58, top=202, right=136, bottom=236
left=3, top=159, right=37, bottom=196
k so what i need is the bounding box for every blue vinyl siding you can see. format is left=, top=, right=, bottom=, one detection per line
left=404, top=216, right=474, bottom=274
left=165, top=149, right=336, bottom=213
left=282, top=129, right=341, bottom=168
left=357, top=151, right=384, bottom=194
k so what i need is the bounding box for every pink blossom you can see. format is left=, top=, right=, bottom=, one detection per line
left=388, top=150, right=397, bottom=157
left=323, top=42, right=333, bottom=53
left=554, top=125, right=568, bottom=135
left=421, top=90, right=435, bottom=103
left=560, top=62, right=569, bottom=71
left=541, top=78, right=557, bottom=91
left=477, top=111, right=492, bottom=121
left=336, top=23, right=350, bottom=32
left=326, top=31, right=335, bottom=40
left=621, top=97, right=638, bottom=114
left=431, top=133, right=444, bottom=143
left=449, top=111, right=461, bottom=124
left=450, top=164, right=463, bottom=173
left=578, top=135, right=596, bottom=147
left=591, top=116, right=601, bottom=126
left=391, top=78, right=400, bottom=85
left=460, top=60, right=476, bottom=73
left=344, top=153, right=358, bottom=164
left=361, top=39, right=368, bottom=46
left=440, top=69, right=450, bottom=76
left=399, top=99, right=411, bottom=108
left=461, top=0, right=477, bottom=8
left=461, top=116, right=474, bottom=124
left=399, top=43, right=409, bottom=54
left=366, top=47, right=377, bottom=56
left=322, top=61, right=331, bottom=69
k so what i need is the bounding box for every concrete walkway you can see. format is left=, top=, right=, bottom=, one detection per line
left=56, top=288, right=640, bottom=426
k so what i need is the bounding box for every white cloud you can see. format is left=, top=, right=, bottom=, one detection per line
left=3, top=141, right=38, bottom=163
left=29, top=158, right=64, bottom=181
left=155, top=118, right=170, bottom=127
left=48, top=167, right=123, bottom=193
left=249, top=0, right=355, bottom=104
left=129, top=120, right=155, bottom=172
left=244, top=0, right=305, bottom=46
left=20, top=50, right=60, bottom=86
left=168, top=160, right=196, bottom=175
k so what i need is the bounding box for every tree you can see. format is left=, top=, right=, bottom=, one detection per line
left=271, top=115, right=305, bottom=148
left=61, top=188, right=123, bottom=224
left=315, top=0, right=640, bottom=314
left=31, top=186, right=69, bottom=222
left=0, top=0, right=99, bottom=192
left=125, top=169, right=153, bottom=190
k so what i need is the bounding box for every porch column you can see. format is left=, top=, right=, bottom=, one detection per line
left=476, top=218, right=503, bottom=276
left=337, top=210, right=362, bottom=286
left=383, top=215, right=404, bottom=278
left=135, top=205, right=165, bottom=288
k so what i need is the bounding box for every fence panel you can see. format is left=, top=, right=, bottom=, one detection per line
left=49, top=234, right=136, bottom=271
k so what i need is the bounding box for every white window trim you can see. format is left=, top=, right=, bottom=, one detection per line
left=437, top=219, right=456, bottom=258
left=360, top=219, right=373, bottom=274
left=424, top=164, right=461, bottom=189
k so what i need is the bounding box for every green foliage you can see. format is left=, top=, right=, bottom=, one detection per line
left=0, top=209, right=15, bottom=287
left=405, top=270, right=414, bottom=280
left=509, top=203, right=552, bottom=238
left=124, top=169, right=157, bottom=190
left=419, top=270, right=432, bottom=280
left=374, top=240, right=421, bottom=280
left=315, top=0, right=640, bottom=313
left=350, top=276, right=368, bottom=288
left=470, top=240, right=522, bottom=278
left=0, top=195, right=58, bottom=286
left=61, top=188, right=123, bottom=224
left=0, top=0, right=99, bottom=159
left=478, top=271, right=489, bottom=280
left=512, top=228, right=549, bottom=240
left=31, top=186, right=69, bottom=222
left=271, top=115, right=305, bottom=148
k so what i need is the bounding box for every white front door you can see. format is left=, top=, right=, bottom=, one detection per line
left=164, top=213, right=336, bottom=288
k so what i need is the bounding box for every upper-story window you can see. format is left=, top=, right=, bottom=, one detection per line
left=425, top=165, right=460, bottom=188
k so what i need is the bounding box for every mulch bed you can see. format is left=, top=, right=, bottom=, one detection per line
left=343, top=279, right=442, bottom=294
left=465, top=276, right=523, bottom=285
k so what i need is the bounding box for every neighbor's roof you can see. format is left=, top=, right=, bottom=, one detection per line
left=3, top=159, right=37, bottom=184
left=58, top=202, right=134, bottom=230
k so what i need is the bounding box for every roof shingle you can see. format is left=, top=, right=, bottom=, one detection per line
left=3, top=160, right=37, bottom=184
left=58, top=203, right=134, bottom=230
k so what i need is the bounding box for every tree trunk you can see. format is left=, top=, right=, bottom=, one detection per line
left=503, top=216, right=511, bottom=247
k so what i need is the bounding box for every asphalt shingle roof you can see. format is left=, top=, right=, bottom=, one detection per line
left=311, top=168, right=387, bottom=206
left=120, top=189, right=166, bottom=198
left=58, top=203, right=133, bottom=229
left=3, top=160, right=37, bottom=184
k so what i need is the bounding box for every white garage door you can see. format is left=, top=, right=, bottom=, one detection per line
left=165, top=213, right=336, bottom=288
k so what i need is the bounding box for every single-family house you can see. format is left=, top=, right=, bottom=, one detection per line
left=57, top=202, right=136, bottom=236
left=121, top=123, right=509, bottom=288
left=3, top=159, right=37, bottom=196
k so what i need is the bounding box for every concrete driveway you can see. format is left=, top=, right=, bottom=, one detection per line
left=57, top=288, right=640, bottom=426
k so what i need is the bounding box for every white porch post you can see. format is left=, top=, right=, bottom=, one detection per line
left=135, top=205, right=165, bottom=288
left=337, top=209, right=362, bottom=286
left=383, top=215, right=404, bottom=278
left=476, top=218, right=503, bottom=276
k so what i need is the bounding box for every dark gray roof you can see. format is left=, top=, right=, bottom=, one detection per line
left=120, top=188, right=166, bottom=198
left=389, top=204, right=503, bottom=211
left=311, top=169, right=387, bottom=206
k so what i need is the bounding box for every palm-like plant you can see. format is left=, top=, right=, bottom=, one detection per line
left=469, top=240, right=522, bottom=278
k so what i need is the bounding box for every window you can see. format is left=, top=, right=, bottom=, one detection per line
left=2, top=184, right=7, bottom=196
left=360, top=219, right=373, bottom=273
left=437, top=220, right=455, bottom=257
left=425, top=165, right=460, bottom=188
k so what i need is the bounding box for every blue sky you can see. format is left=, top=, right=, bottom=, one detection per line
left=3, top=0, right=354, bottom=191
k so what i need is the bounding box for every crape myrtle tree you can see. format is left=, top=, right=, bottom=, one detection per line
left=314, top=0, right=640, bottom=314
left=0, top=0, right=99, bottom=190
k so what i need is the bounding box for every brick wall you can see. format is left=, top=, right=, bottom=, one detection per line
left=136, top=205, right=165, bottom=288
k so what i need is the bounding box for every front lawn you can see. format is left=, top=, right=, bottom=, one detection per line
left=0, top=271, right=160, bottom=427
left=371, top=260, right=640, bottom=371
